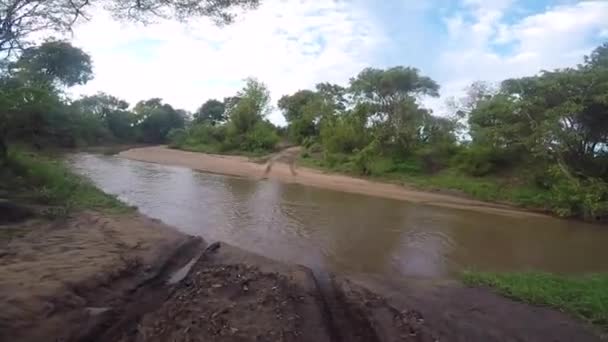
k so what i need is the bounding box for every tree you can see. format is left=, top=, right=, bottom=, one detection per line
left=73, top=93, right=129, bottom=115
left=278, top=90, right=318, bottom=123
left=134, top=98, right=184, bottom=143
left=227, top=78, right=270, bottom=134
left=72, top=93, right=137, bottom=140
left=349, top=66, right=440, bottom=153
left=0, top=0, right=260, bottom=58
left=349, top=66, right=439, bottom=112
left=11, top=40, right=93, bottom=87
left=0, top=41, right=93, bottom=159
left=194, top=99, right=225, bottom=125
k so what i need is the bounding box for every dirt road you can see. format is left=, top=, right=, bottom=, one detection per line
left=120, top=146, right=545, bottom=218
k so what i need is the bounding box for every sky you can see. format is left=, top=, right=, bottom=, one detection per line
left=69, top=0, right=608, bottom=125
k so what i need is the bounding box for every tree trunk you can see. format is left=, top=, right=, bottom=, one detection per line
left=0, top=136, right=7, bottom=163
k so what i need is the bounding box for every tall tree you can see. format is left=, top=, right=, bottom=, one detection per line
left=278, top=89, right=335, bottom=143
left=349, top=66, right=440, bottom=152
left=0, top=41, right=92, bottom=158
left=194, top=99, right=225, bottom=125
left=11, top=40, right=93, bottom=87
left=133, top=98, right=184, bottom=143
left=227, top=78, right=270, bottom=134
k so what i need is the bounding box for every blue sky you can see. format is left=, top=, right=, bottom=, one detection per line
left=71, top=0, right=608, bottom=124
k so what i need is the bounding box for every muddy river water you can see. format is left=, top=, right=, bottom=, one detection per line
left=70, top=153, right=608, bottom=279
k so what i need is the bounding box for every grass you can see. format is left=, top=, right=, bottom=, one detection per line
left=462, top=271, right=608, bottom=328
left=298, top=154, right=551, bottom=211
left=2, top=149, right=131, bottom=214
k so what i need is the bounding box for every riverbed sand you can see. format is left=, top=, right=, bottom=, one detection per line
left=120, top=146, right=545, bottom=218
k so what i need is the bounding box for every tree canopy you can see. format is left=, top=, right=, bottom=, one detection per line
left=194, top=99, right=226, bottom=125
left=0, top=0, right=260, bottom=57
left=11, top=40, right=93, bottom=87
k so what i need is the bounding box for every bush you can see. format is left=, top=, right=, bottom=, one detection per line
left=455, top=145, right=510, bottom=176
left=548, top=169, right=608, bottom=220
left=242, top=121, right=280, bottom=152
left=167, top=128, right=186, bottom=148
left=351, top=140, right=380, bottom=175
left=412, top=143, right=461, bottom=174
left=5, top=149, right=129, bottom=212
left=320, top=116, right=369, bottom=154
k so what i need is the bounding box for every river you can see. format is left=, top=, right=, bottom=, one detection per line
left=69, top=153, right=608, bottom=279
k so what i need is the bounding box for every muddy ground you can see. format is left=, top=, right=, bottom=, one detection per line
left=0, top=211, right=196, bottom=341
left=0, top=212, right=603, bottom=342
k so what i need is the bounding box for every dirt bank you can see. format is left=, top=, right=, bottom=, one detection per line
left=0, top=211, right=199, bottom=341
left=120, top=146, right=545, bottom=218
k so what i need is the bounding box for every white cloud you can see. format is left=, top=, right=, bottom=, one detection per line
left=70, top=0, right=385, bottom=124
left=432, top=0, right=608, bottom=114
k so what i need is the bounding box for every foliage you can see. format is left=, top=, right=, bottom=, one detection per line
left=171, top=78, right=279, bottom=154
left=462, top=271, right=608, bottom=328
left=194, top=99, right=226, bottom=125
left=0, top=0, right=260, bottom=58
left=134, top=98, right=185, bottom=143
left=12, top=40, right=93, bottom=87
left=72, top=92, right=138, bottom=141
left=3, top=149, right=130, bottom=213
left=278, top=84, right=347, bottom=144
left=288, top=43, right=608, bottom=220
left=546, top=168, right=608, bottom=220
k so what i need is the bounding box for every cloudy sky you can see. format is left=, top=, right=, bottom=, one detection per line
left=70, top=0, right=608, bottom=124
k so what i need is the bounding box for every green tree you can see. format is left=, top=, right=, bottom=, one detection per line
left=11, top=40, right=93, bottom=87
left=227, top=78, right=271, bottom=134
left=349, top=66, right=440, bottom=153
left=72, top=93, right=137, bottom=140
left=0, top=41, right=93, bottom=159
left=134, top=98, right=185, bottom=143
left=194, top=99, right=226, bottom=125
left=278, top=90, right=325, bottom=143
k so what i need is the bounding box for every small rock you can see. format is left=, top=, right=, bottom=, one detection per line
left=85, top=307, right=111, bottom=316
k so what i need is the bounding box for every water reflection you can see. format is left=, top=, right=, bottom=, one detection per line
left=69, top=153, right=608, bottom=279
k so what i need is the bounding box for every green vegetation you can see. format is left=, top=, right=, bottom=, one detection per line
left=2, top=149, right=130, bottom=214
left=169, top=78, right=280, bottom=155
left=0, top=0, right=263, bottom=217
left=462, top=271, right=608, bottom=328
left=1, top=0, right=607, bottom=222
left=276, top=44, right=608, bottom=221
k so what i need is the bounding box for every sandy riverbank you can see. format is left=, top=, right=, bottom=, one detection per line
left=120, top=146, right=545, bottom=218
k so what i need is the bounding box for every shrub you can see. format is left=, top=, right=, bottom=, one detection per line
left=5, top=149, right=129, bottom=212
left=167, top=128, right=186, bottom=148
left=455, top=145, right=505, bottom=176
left=242, top=121, right=280, bottom=152
left=548, top=169, right=608, bottom=220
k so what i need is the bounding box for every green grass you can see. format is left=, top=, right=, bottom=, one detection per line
left=2, top=149, right=131, bottom=214
left=462, top=271, right=608, bottom=328
left=298, top=154, right=551, bottom=211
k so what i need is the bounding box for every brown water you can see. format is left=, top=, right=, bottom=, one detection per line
left=69, top=153, right=608, bottom=279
